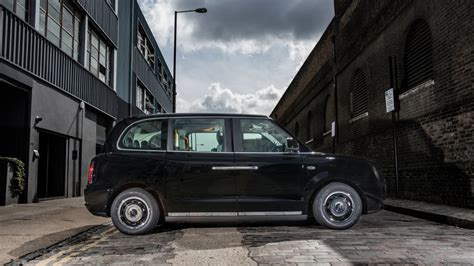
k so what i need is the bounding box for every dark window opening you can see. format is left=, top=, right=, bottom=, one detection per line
left=350, top=70, right=368, bottom=118
left=404, top=19, right=433, bottom=91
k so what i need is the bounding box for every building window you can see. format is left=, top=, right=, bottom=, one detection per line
left=5, top=0, right=28, bottom=20
left=404, top=19, right=433, bottom=91
left=137, top=23, right=155, bottom=69
left=350, top=70, right=368, bottom=118
left=38, top=0, right=82, bottom=60
left=306, top=111, right=313, bottom=141
left=87, top=28, right=112, bottom=86
left=136, top=82, right=154, bottom=114
left=157, top=60, right=163, bottom=76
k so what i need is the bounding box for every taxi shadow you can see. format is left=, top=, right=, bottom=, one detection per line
left=149, top=210, right=438, bottom=248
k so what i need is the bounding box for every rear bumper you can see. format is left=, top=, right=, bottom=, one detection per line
left=84, top=186, right=110, bottom=217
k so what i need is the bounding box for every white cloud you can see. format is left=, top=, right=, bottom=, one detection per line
left=177, top=83, right=283, bottom=115
left=138, top=0, right=324, bottom=59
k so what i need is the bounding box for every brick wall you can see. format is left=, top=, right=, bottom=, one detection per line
left=272, top=0, right=474, bottom=208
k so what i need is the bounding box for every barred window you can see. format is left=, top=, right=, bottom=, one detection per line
left=350, top=70, right=368, bottom=118
left=404, top=19, right=433, bottom=90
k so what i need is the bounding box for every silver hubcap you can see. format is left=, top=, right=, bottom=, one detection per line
left=323, top=191, right=354, bottom=223
left=118, top=197, right=150, bottom=229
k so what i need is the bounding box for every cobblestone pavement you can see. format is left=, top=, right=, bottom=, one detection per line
left=18, top=211, right=474, bottom=265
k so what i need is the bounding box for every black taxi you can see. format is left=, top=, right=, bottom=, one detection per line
left=85, top=114, right=384, bottom=234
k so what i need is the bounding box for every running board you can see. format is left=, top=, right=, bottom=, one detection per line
left=167, top=211, right=302, bottom=217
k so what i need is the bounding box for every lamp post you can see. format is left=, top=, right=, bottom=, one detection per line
left=173, top=8, right=207, bottom=113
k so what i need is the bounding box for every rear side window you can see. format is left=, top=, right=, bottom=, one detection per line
left=173, top=118, right=226, bottom=152
left=119, top=120, right=166, bottom=150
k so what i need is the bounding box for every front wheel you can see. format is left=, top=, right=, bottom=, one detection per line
left=312, top=182, right=362, bottom=230
left=110, top=188, right=160, bottom=235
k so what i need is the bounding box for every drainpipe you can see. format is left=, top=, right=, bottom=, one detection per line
left=389, top=56, right=400, bottom=197
left=332, top=36, right=339, bottom=153
left=128, top=1, right=135, bottom=117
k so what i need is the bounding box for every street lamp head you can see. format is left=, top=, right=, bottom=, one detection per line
left=195, top=8, right=207, bottom=13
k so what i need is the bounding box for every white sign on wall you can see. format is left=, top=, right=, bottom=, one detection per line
left=385, top=88, right=395, bottom=113
left=331, top=121, right=336, bottom=137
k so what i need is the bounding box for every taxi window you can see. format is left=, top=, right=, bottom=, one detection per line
left=173, top=118, right=225, bottom=152
left=119, top=120, right=166, bottom=150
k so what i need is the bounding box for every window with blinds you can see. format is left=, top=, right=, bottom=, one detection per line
left=350, top=70, right=368, bottom=118
left=404, top=20, right=433, bottom=90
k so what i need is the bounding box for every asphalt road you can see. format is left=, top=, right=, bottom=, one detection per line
left=17, top=210, right=474, bottom=265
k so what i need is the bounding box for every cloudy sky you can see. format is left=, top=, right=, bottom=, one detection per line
left=137, top=0, right=334, bottom=114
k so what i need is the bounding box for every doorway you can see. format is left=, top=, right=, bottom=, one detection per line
left=37, top=132, right=67, bottom=199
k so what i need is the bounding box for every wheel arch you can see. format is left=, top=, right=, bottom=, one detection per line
left=304, top=178, right=368, bottom=217
left=107, top=182, right=166, bottom=219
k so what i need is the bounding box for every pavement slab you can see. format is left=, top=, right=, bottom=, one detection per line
left=385, top=198, right=474, bottom=229
left=0, top=197, right=108, bottom=264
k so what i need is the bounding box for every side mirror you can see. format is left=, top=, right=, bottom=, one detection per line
left=285, top=137, right=299, bottom=153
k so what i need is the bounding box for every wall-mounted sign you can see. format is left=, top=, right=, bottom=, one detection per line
left=331, top=121, right=336, bottom=137
left=385, top=88, right=395, bottom=113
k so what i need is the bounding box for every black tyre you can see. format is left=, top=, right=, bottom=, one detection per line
left=110, top=188, right=160, bottom=235
left=312, top=182, right=362, bottom=230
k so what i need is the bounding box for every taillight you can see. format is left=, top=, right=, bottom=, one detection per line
left=88, top=161, right=95, bottom=185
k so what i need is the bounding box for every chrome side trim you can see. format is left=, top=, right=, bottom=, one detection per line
left=211, top=166, right=259, bottom=171
left=168, top=212, right=238, bottom=217
left=211, top=166, right=236, bottom=171
left=235, top=166, right=259, bottom=170
left=238, top=211, right=302, bottom=216
left=167, top=211, right=302, bottom=217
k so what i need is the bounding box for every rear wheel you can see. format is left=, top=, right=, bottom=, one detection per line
left=312, top=182, right=362, bottom=230
left=111, top=188, right=160, bottom=235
